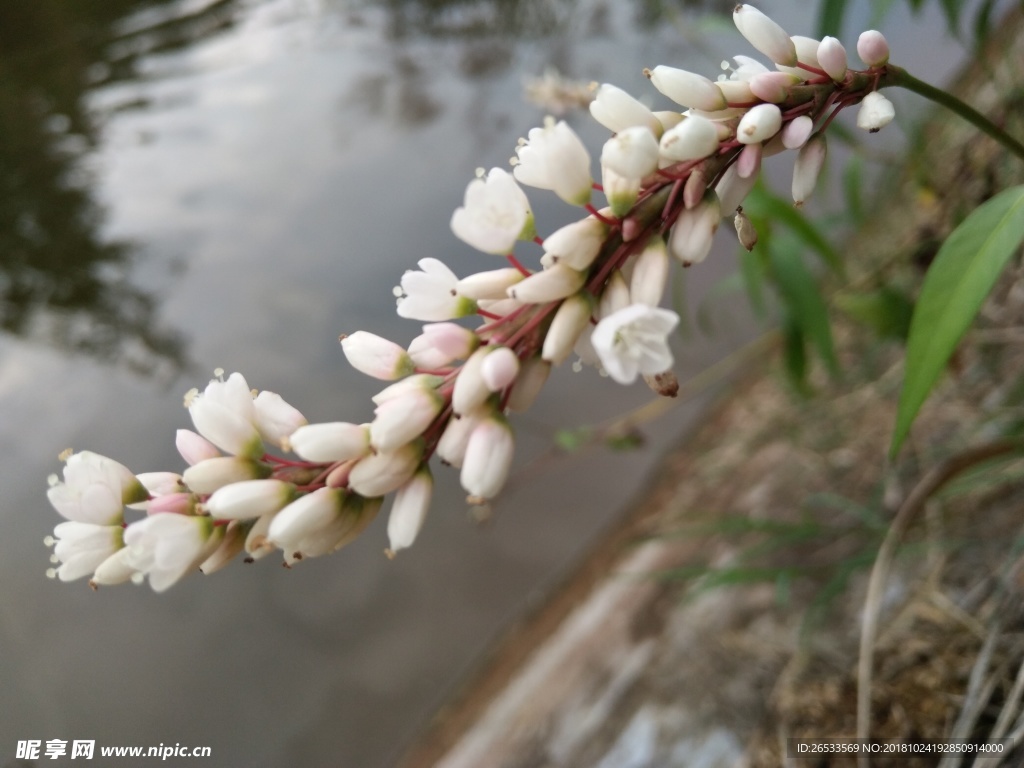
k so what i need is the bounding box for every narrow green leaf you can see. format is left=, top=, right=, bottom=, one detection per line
left=816, top=0, right=847, bottom=38
left=743, top=185, right=844, bottom=276
left=972, top=0, right=997, bottom=47
left=891, top=185, right=1024, bottom=456
left=772, top=248, right=840, bottom=375
left=739, top=246, right=767, bottom=319
left=782, top=314, right=810, bottom=395
left=834, top=286, right=914, bottom=340
left=842, top=155, right=865, bottom=225
left=938, top=0, right=964, bottom=38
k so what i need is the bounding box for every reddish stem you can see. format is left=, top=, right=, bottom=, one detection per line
left=585, top=204, right=618, bottom=227
left=506, top=252, right=532, bottom=277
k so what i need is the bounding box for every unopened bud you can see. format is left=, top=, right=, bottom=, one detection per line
left=857, top=30, right=890, bottom=67
left=792, top=133, right=827, bottom=206
left=659, top=115, right=720, bottom=163
left=733, top=5, right=798, bottom=67
left=669, top=191, right=720, bottom=266
left=748, top=72, right=801, bottom=104
left=817, top=37, right=848, bottom=82
left=645, top=66, right=727, bottom=112
left=781, top=115, right=814, bottom=150
left=736, top=103, right=782, bottom=144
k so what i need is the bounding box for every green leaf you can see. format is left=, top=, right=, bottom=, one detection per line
left=743, top=184, right=844, bottom=277
left=891, top=185, right=1024, bottom=456
left=816, top=0, right=847, bottom=38
left=782, top=314, right=811, bottom=395
left=771, top=247, right=840, bottom=376
left=842, top=155, right=865, bottom=225
left=938, top=0, right=964, bottom=38
left=834, top=286, right=914, bottom=340
left=972, top=0, right=997, bottom=47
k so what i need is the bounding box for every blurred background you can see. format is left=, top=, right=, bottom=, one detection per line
left=0, top=0, right=1001, bottom=765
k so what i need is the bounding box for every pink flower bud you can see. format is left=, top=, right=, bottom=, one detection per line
left=714, top=163, right=758, bottom=214
left=749, top=72, right=801, bottom=104
left=145, top=493, right=195, bottom=516
left=408, top=323, right=478, bottom=369
left=817, top=37, right=848, bottom=82
left=736, top=142, right=762, bottom=180
left=176, top=429, right=220, bottom=466
left=733, top=5, right=798, bottom=67
left=341, top=331, right=416, bottom=381
left=857, top=30, right=890, bottom=67
left=781, top=115, right=814, bottom=149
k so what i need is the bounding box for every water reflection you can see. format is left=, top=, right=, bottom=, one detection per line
left=0, top=0, right=246, bottom=375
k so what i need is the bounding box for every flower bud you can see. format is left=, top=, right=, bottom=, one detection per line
left=602, top=164, right=642, bottom=218
left=182, top=457, right=271, bottom=495
left=792, top=133, right=827, bottom=206
left=658, top=115, right=719, bottom=162
left=456, top=269, right=525, bottom=301
left=348, top=441, right=423, bottom=498
left=408, top=323, right=478, bottom=369
left=287, top=422, right=371, bottom=463
left=452, top=347, right=493, bottom=416
left=598, top=270, right=631, bottom=320
left=507, top=263, right=586, bottom=304
left=856, top=91, right=895, bottom=133
left=589, top=83, right=662, bottom=136
left=541, top=217, right=609, bottom=271
left=776, top=35, right=822, bottom=77
left=253, top=391, right=307, bottom=448
left=244, top=512, right=276, bottom=560
left=669, top=192, right=720, bottom=266
left=341, top=331, right=416, bottom=381
left=645, top=66, right=727, bottom=112
left=387, top=466, right=433, bottom=554
left=817, top=36, right=848, bottom=82
left=736, top=142, right=762, bottom=180
left=715, top=79, right=754, bottom=105
left=600, top=126, right=660, bottom=180
left=748, top=72, right=801, bottom=104
left=507, top=357, right=551, bottom=412
left=542, top=291, right=594, bottom=366
left=205, top=479, right=297, bottom=520
left=481, top=347, right=520, bottom=392
left=512, top=117, right=593, bottom=206
left=781, top=115, right=814, bottom=150
left=733, top=5, right=798, bottom=67
left=714, top=163, right=758, bottom=214
left=199, top=520, right=246, bottom=575
left=857, top=30, right=890, bottom=67
left=630, top=237, right=670, bottom=307
left=736, top=103, right=782, bottom=144
left=371, top=374, right=443, bottom=405
left=176, top=429, right=221, bottom=466
left=370, top=387, right=443, bottom=453
left=267, top=487, right=346, bottom=561
left=136, top=472, right=186, bottom=497
left=436, top=413, right=479, bottom=467
left=461, top=415, right=515, bottom=500
left=90, top=548, right=137, bottom=586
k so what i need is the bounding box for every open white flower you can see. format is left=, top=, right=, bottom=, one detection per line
left=187, top=372, right=264, bottom=458
left=123, top=513, right=216, bottom=592
left=47, top=451, right=146, bottom=525
left=512, top=117, right=592, bottom=206
left=451, top=168, right=535, bottom=255
left=396, top=258, right=477, bottom=322
left=591, top=304, right=679, bottom=384
left=49, top=521, right=124, bottom=582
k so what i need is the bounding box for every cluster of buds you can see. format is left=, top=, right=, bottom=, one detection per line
left=44, top=6, right=898, bottom=591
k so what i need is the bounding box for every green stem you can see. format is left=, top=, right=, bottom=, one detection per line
left=881, top=64, right=1024, bottom=162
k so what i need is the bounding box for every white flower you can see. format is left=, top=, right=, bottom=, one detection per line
left=598, top=270, right=631, bottom=320
left=857, top=30, right=890, bottom=67
left=49, top=521, right=123, bottom=582
left=47, top=451, right=146, bottom=525
left=461, top=415, right=515, bottom=500
left=396, top=258, right=477, bottom=322
left=589, top=83, right=662, bottom=136
left=204, top=479, right=297, bottom=520
left=452, top=347, right=493, bottom=416
left=512, top=118, right=593, bottom=206
left=371, top=374, right=443, bottom=405
left=748, top=72, right=801, bottom=104
left=480, top=347, right=520, bottom=392
left=856, top=91, right=895, bottom=133
left=645, top=66, right=726, bottom=112
left=600, top=127, right=660, bottom=180
left=659, top=115, right=719, bottom=163
left=342, top=331, right=416, bottom=380
left=629, top=237, right=670, bottom=307
left=287, top=422, right=370, bottom=463
left=602, top=164, right=642, bottom=218
left=436, top=413, right=479, bottom=468
left=90, top=548, right=138, bottom=586
left=123, top=513, right=216, bottom=592
left=266, top=487, right=347, bottom=564
left=591, top=304, right=680, bottom=384
left=187, top=372, right=263, bottom=458
left=253, top=391, right=307, bottom=448
left=387, top=466, right=433, bottom=554
left=733, top=5, right=798, bottom=67
left=451, top=168, right=535, bottom=255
